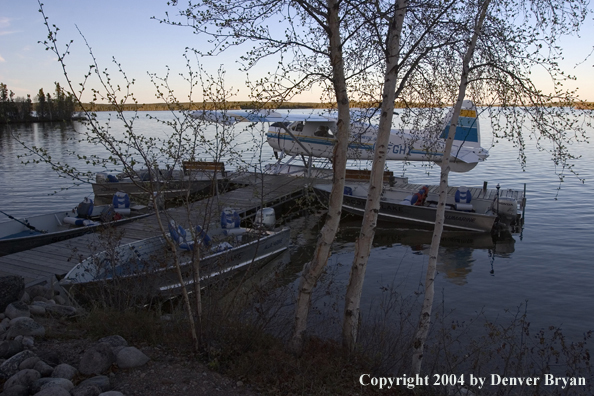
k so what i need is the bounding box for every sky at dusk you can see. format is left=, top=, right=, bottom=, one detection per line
left=1, top=1, right=593, bottom=104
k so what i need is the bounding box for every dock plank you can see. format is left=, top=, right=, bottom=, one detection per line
left=0, top=174, right=308, bottom=284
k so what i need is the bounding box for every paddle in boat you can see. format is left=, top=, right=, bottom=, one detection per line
left=0, top=192, right=151, bottom=256
left=60, top=207, right=291, bottom=296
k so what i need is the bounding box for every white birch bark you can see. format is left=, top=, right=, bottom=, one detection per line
left=288, top=0, right=351, bottom=356
left=342, top=0, right=408, bottom=352
left=411, top=0, right=491, bottom=374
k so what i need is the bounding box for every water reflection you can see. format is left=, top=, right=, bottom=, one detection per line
left=335, top=217, right=515, bottom=285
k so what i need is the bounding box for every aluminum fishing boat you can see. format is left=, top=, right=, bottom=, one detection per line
left=0, top=193, right=150, bottom=256
left=313, top=182, right=526, bottom=233
left=60, top=208, right=291, bottom=295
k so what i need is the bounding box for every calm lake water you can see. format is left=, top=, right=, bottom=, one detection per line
left=1, top=111, right=593, bottom=342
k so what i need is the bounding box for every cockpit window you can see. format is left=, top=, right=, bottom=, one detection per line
left=314, top=125, right=333, bottom=138
left=271, top=122, right=291, bottom=128
left=291, top=121, right=304, bottom=132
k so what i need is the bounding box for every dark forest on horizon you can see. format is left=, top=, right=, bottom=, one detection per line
left=2, top=81, right=593, bottom=124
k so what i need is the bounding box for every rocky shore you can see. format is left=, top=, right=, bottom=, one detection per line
left=0, top=276, right=257, bottom=396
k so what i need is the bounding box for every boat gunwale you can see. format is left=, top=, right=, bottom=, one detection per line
left=0, top=212, right=152, bottom=243
left=62, top=227, right=291, bottom=285
left=313, top=183, right=499, bottom=232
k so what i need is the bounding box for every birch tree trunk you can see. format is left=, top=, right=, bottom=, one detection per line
left=342, top=0, right=408, bottom=352
left=288, top=0, right=351, bottom=356
left=411, top=0, right=491, bottom=374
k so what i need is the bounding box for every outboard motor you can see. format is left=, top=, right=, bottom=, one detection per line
left=254, top=207, right=276, bottom=230
left=492, top=197, right=518, bottom=224
left=96, top=172, right=107, bottom=183
left=96, top=172, right=118, bottom=183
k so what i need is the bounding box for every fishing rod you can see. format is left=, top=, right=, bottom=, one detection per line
left=0, top=210, right=47, bottom=234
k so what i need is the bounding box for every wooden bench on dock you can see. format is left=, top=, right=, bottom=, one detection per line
left=182, top=161, right=227, bottom=178
left=345, top=169, right=400, bottom=184
left=345, top=169, right=393, bottom=182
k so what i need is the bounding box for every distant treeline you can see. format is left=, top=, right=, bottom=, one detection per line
left=76, top=100, right=435, bottom=112
left=76, top=101, right=332, bottom=112
left=0, top=82, right=77, bottom=124
left=3, top=81, right=592, bottom=122
left=575, top=102, right=594, bottom=110
left=77, top=100, right=594, bottom=112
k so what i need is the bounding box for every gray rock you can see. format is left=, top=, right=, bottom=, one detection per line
left=27, top=285, right=52, bottom=300
left=29, top=305, right=46, bottom=316
left=0, top=350, right=37, bottom=379
left=39, top=378, right=74, bottom=392
left=32, top=296, right=49, bottom=303
left=6, top=317, right=45, bottom=339
left=33, top=385, right=72, bottom=396
left=116, top=347, right=149, bottom=369
left=5, top=302, right=30, bottom=320
left=35, top=351, right=60, bottom=367
left=0, top=340, right=24, bottom=359
left=71, top=385, right=102, bottom=396
left=4, top=368, right=40, bottom=391
left=0, top=276, right=24, bottom=312
left=112, top=346, right=125, bottom=356
left=79, top=343, right=114, bottom=376
left=51, top=363, right=77, bottom=380
left=33, top=360, right=54, bottom=377
left=78, top=375, right=111, bottom=392
left=98, top=392, right=124, bottom=396
left=32, top=377, right=74, bottom=393
left=19, top=292, right=30, bottom=305
left=1, top=384, right=29, bottom=396
left=44, top=305, right=77, bottom=318
left=97, top=336, right=127, bottom=349
left=53, top=295, right=66, bottom=306
left=18, top=356, right=40, bottom=370
left=21, top=336, right=34, bottom=347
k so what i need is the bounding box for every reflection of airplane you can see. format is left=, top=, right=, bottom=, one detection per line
left=192, top=100, right=489, bottom=173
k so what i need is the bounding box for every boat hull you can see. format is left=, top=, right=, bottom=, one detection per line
left=0, top=210, right=151, bottom=257
left=314, top=186, right=496, bottom=232
left=61, top=228, right=291, bottom=297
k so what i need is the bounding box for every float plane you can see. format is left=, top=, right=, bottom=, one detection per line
left=192, top=100, right=489, bottom=174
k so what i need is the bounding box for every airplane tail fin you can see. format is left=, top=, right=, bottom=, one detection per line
left=440, top=100, right=480, bottom=148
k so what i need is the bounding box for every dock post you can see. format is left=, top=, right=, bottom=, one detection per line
left=522, top=183, right=527, bottom=220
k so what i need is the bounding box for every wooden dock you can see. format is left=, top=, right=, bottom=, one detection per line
left=0, top=174, right=310, bottom=286
left=0, top=173, right=526, bottom=286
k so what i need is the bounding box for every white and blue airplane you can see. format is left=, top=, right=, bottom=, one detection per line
left=192, top=100, right=489, bottom=173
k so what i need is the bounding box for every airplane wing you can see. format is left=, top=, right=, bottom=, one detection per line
left=191, top=109, right=332, bottom=124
